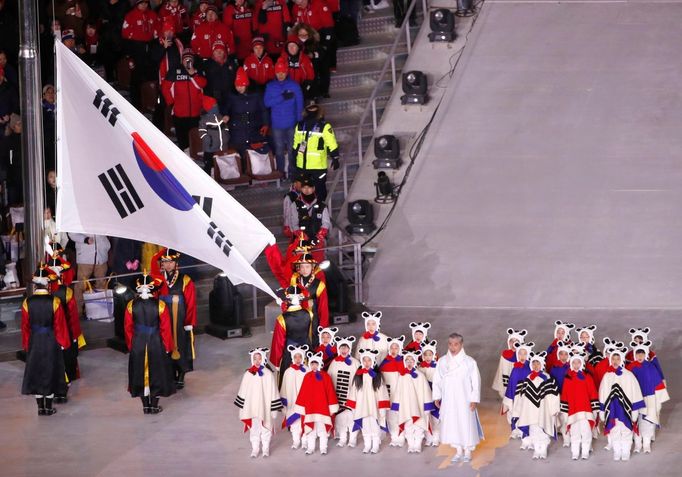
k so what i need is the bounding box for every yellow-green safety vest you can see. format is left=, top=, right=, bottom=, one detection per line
left=293, top=120, right=339, bottom=170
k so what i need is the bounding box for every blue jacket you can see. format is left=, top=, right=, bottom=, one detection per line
left=263, top=77, right=304, bottom=130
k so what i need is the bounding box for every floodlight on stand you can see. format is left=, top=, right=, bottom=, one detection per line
left=319, top=260, right=331, bottom=270
left=401, top=71, right=428, bottom=105
left=456, top=0, right=475, bottom=17
left=375, top=171, right=396, bottom=204
left=373, top=135, right=402, bottom=169
left=345, top=200, right=376, bottom=235
left=107, top=281, right=136, bottom=353
left=205, top=274, right=249, bottom=339
left=428, top=9, right=456, bottom=42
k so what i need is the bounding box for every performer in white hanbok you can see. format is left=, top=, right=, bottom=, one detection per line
left=328, top=336, right=361, bottom=447
left=419, top=339, right=440, bottom=446
left=432, top=333, right=484, bottom=464
left=280, top=344, right=309, bottom=449
left=355, top=311, right=389, bottom=363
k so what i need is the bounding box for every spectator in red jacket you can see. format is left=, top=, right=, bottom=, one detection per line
left=242, top=37, right=275, bottom=92
left=223, top=0, right=254, bottom=61
left=280, top=41, right=314, bottom=98
left=161, top=48, right=207, bottom=152
left=253, top=0, right=291, bottom=57
left=291, top=0, right=337, bottom=72
left=191, top=5, right=235, bottom=60
left=157, top=0, right=189, bottom=38
left=122, top=0, right=159, bottom=107
left=191, top=0, right=210, bottom=31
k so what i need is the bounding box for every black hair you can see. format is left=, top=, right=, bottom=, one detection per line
left=352, top=365, right=383, bottom=391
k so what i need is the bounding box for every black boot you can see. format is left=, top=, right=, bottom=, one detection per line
left=44, top=397, right=57, bottom=416
left=176, top=371, right=185, bottom=390
left=36, top=397, right=46, bottom=416
left=54, top=392, right=68, bottom=404
left=141, top=396, right=151, bottom=414
left=150, top=396, right=163, bottom=414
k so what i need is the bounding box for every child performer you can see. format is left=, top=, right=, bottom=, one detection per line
left=280, top=345, right=309, bottom=449
left=355, top=311, right=389, bottom=363
left=404, top=321, right=432, bottom=353
left=315, top=326, right=339, bottom=369
left=545, top=321, right=575, bottom=371
left=381, top=335, right=406, bottom=447
left=503, top=341, right=534, bottom=441
left=419, top=339, right=440, bottom=446
left=550, top=340, right=573, bottom=447
left=492, top=329, right=528, bottom=437
left=328, top=336, right=361, bottom=447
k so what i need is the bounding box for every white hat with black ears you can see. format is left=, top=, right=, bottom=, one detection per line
left=602, top=337, right=624, bottom=358
left=630, top=340, right=652, bottom=360
left=334, top=335, right=356, bottom=352
left=307, top=351, right=325, bottom=367
left=358, top=348, right=380, bottom=367
left=569, top=343, right=587, bottom=370
left=629, top=327, right=651, bottom=343
left=575, top=325, right=597, bottom=344
left=409, top=322, right=432, bottom=340
left=608, top=345, right=628, bottom=367
left=554, top=320, right=576, bottom=339
left=361, top=311, right=383, bottom=331
left=556, top=340, right=572, bottom=359
left=421, top=339, right=438, bottom=356
left=317, top=326, right=339, bottom=343
left=514, top=341, right=535, bottom=361
left=287, top=344, right=309, bottom=362
left=401, top=349, right=421, bottom=365
left=528, top=351, right=547, bottom=370
left=506, top=328, right=527, bottom=346
left=387, top=335, right=406, bottom=353
left=249, top=347, right=270, bottom=365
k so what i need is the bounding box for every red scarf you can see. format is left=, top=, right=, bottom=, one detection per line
left=513, top=361, right=526, bottom=368
left=420, top=360, right=436, bottom=368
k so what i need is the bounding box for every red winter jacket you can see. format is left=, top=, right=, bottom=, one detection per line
left=243, top=52, right=275, bottom=85
left=283, top=51, right=315, bottom=84
left=191, top=20, right=235, bottom=59
left=291, top=0, right=334, bottom=31
left=122, top=9, right=159, bottom=42
left=158, top=2, right=189, bottom=35
left=162, top=69, right=207, bottom=118
left=223, top=4, right=254, bottom=60
left=253, top=0, right=291, bottom=56
left=191, top=9, right=207, bottom=31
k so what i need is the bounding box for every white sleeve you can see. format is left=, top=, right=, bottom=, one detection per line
left=469, top=359, right=481, bottom=403
left=432, top=362, right=443, bottom=402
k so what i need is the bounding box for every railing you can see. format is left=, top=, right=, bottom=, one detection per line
left=326, top=0, right=428, bottom=216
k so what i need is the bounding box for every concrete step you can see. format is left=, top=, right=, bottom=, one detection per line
left=336, top=31, right=409, bottom=65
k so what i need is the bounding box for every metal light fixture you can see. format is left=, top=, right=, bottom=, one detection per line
left=428, top=9, right=456, bottom=42
left=373, top=135, right=402, bottom=169
left=375, top=171, right=396, bottom=204
left=107, top=282, right=136, bottom=353
left=346, top=200, right=376, bottom=235
left=401, top=71, right=428, bottom=105
left=206, top=274, right=248, bottom=339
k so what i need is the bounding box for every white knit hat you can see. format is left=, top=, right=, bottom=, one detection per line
left=506, top=328, right=527, bottom=346
left=568, top=344, right=587, bottom=370
left=287, top=344, right=309, bottom=362
left=357, top=348, right=380, bottom=367
left=575, top=325, right=597, bottom=344
left=401, top=349, right=421, bottom=365
left=421, top=339, right=438, bottom=356
left=334, top=335, right=356, bottom=352
left=608, top=345, right=628, bottom=367
left=361, top=311, right=382, bottom=331
left=249, top=347, right=269, bottom=365
left=630, top=339, right=652, bottom=360
left=556, top=340, right=572, bottom=359
left=554, top=320, right=575, bottom=339
left=528, top=350, right=547, bottom=370
left=514, top=341, right=535, bottom=361
left=387, top=335, right=406, bottom=353
left=409, top=322, right=431, bottom=341
left=629, top=327, right=651, bottom=343
left=307, top=351, right=325, bottom=367
left=317, top=326, right=339, bottom=343
left=602, top=337, right=624, bottom=358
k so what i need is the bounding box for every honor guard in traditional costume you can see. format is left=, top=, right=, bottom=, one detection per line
left=280, top=344, right=309, bottom=449
left=346, top=349, right=390, bottom=454
left=492, top=328, right=527, bottom=435
left=511, top=351, right=561, bottom=460
left=294, top=351, right=339, bottom=455
left=599, top=346, right=645, bottom=461
left=47, top=256, right=86, bottom=402
left=419, top=339, right=440, bottom=446
left=290, top=252, right=329, bottom=328
left=234, top=348, right=283, bottom=458
left=355, top=311, right=389, bottom=363
left=626, top=340, right=669, bottom=454
left=46, top=240, right=75, bottom=289
left=328, top=336, right=360, bottom=447
left=380, top=335, right=406, bottom=447
left=125, top=272, right=176, bottom=414
left=152, top=248, right=197, bottom=389
left=560, top=348, right=600, bottom=460
left=391, top=350, right=436, bottom=453
left=270, top=285, right=316, bottom=387
left=404, top=322, right=432, bottom=353
left=21, top=265, right=71, bottom=416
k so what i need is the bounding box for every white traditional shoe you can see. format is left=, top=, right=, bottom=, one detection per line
left=462, top=452, right=472, bottom=463
left=262, top=449, right=269, bottom=458
left=532, top=452, right=540, bottom=460
left=250, top=450, right=259, bottom=458
left=320, top=448, right=328, bottom=455
left=450, top=453, right=462, bottom=463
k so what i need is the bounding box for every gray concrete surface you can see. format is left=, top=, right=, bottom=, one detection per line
left=0, top=308, right=679, bottom=476
left=365, top=1, right=682, bottom=308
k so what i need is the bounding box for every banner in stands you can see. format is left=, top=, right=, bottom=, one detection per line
left=55, top=41, right=277, bottom=299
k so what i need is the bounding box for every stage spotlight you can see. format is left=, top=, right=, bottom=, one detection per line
left=206, top=274, right=248, bottom=339
left=373, top=135, right=402, bottom=169
left=107, top=282, right=135, bottom=353
left=456, top=0, right=475, bottom=17
left=401, top=71, right=428, bottom=105
left=428, top=9, right=456, bottom=43
left=346, top=200, right=376, bottom=235
left=375, top=171, right=396, bottom=204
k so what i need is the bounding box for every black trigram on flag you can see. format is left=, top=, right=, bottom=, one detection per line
left=207, top=221, right=233, bottom=258
left=99, top=164, right=144, bottom=218
left=192, top=195, right=213, bottom=217
left=93, top=89, right=121, bottom=127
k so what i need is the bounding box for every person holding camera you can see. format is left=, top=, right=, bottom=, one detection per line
left=161, top=48, right=208, bottom=152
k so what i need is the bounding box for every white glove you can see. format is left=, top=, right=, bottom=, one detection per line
left=599, top=411, right=605, bottom=422
left=184, top=325, right=193, bottom=331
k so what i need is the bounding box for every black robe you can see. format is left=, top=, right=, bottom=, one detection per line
left=127, top=298, right=176, bottom=398
left=21, top=295, right=68, bottom=396
left=278, top=307, right=317, bottom=387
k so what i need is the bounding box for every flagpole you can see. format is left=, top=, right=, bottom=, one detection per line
left=18, top=0, right=46, bottom=288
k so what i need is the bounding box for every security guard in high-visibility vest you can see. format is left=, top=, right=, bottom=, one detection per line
left=292, top=104, right=340, bottom=201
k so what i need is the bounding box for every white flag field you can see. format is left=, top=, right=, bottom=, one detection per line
left=55, top=41, right=277, bottom=299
